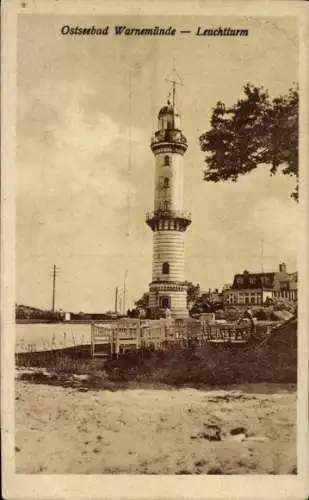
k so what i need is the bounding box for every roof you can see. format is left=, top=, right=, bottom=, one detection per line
left=231, top=272, right=276, bottom=290
left=229, top=268, right=297, bottom=291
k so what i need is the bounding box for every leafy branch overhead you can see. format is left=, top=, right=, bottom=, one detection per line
left=199, top=84, right=298, bottom=201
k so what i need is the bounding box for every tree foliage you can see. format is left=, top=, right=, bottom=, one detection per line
left=185, top=281, right=200, bottom=306
left=135, top=292, right=149, bottom=310
left=199, top=84, right=298, bottom=201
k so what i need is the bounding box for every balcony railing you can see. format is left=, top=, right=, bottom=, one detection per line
left=150, top=129, right=188, bottom=148
left=146, top=209, right=191, bottom=223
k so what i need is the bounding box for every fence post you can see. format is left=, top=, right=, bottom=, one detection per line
left=109, top=328, right=113, bottom=356
left=115, top=329, right=119, bottom=358
left=136, top=327, right=139, bottom=350
left=90, top=323, right=94, bottom=357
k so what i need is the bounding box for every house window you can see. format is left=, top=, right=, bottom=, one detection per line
left=163, top=177, right=170, bottom=188
left=162, top=262, right=170, bottom=275
left=164, top=155, right=170, bottom=166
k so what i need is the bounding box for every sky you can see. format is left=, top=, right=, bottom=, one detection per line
left=16, top=14, right=299, bottom=312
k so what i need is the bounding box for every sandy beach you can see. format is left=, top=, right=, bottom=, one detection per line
left=15, top=379, right=296, bottom=474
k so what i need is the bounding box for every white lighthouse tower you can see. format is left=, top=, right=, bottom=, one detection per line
left=146, top=78, right=191, bottom=319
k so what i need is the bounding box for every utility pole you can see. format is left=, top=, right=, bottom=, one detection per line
left=114, top=286, right=118, bottom=314
left=50, top=265, right=60, bottom=312
left=123, top=270, right=128, bottom=315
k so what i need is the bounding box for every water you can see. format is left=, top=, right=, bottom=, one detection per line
left=15, top=323, right=92, bottom=353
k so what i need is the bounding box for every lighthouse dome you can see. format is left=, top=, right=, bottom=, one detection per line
left=158, top=101, right=174, bottom=118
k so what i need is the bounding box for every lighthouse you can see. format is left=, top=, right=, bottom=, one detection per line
left=146, top=78, right=191, bottom=319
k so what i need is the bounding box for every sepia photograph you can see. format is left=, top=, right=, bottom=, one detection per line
left=2, top=1, right=309, bottom=499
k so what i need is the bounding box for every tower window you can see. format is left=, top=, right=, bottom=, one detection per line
left=160, top=296, right=170, bottom=309
left=164, top=155, right=170, bottom=166
left=162, top=201, right=170, bottom=211
left=163, top=177, right=170, bottom=188
left=162, top=262, right=170, bottom=275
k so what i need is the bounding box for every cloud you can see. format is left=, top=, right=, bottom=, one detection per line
left=17, top=87, right=146, bottom=213
left=16, top=84, right=150, bottom=275
left=252, top=195, right=299, bottom=256
left=186, top=166, right=299, bottom=287
left=54, top=100, right=121, bottom=152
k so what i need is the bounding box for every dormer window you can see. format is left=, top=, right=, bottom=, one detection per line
left=164, top=155, right=170, bottom=166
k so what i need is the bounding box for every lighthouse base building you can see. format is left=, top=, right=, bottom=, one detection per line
left=146, top=88, right=191, bottom=319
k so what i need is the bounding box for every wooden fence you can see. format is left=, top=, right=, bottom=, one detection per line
left=91, top=319, right=173, bottom=357
left=91, top=318, right=277, bottom=357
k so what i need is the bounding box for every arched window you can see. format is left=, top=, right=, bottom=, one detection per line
left=162, top=262, right=170, bottom=275
left=164, top=155, right=170, bottom=166
left=163, top=177, right=170, bottom=188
